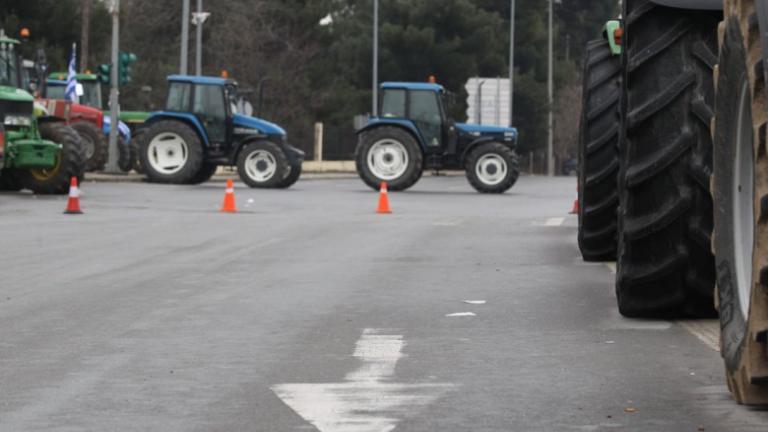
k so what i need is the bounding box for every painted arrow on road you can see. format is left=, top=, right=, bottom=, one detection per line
left=271, top=328, right=454, bottom=432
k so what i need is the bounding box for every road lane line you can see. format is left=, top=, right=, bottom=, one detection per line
left=271, top=329, right=453, bottom=432
left=446, top=312, right=476, bottom=317
left=545, top=217, right=565, bottom=226
left=463, top=300, right=486, bottom=305
left=679, top=320, right=720, bottom=352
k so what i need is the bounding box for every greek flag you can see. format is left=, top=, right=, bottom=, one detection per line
left=65, top=43, right=78, bottom=103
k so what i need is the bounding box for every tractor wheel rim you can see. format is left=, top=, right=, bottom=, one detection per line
left=475, top=153, right=508, bottom=186
left=147, top=132, right=189, bottom=175
left=30, top=154, right=62, bottom=181
left=244, top=149, right=277, bottom=182
left=368, top=139, right=409, bottom=181
left=734, top=80, right=755, bottom=320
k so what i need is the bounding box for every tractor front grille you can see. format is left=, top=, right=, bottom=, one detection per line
left=0, top=99, right=33, bottom=118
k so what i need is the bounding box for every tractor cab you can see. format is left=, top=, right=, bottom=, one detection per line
left=47, top=72, right=103, bottom=110
left=354, top=81, right=519, bottom=193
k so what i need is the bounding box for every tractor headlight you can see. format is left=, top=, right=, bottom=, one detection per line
left=4, top=115, right=32, bottom=127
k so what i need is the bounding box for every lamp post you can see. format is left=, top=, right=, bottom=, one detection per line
left=547, top=0, right=555, bottom=177
left=509, top=0, right=515, bottom=126
left=372, top=0, right=379, bottom=116
left=180, top=0, right=189, bottom=74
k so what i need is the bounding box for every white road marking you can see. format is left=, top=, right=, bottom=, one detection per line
left=545, top=217, right=565, bottom=226
left=446, top=312, right=476, bottom=317
left=679, top=320, right=720, bottom=352
left=463, top=300, right=486, bottom=305
left=433, top=218, right=463, bottom=226
left=271, top=329, right=453, bottom=432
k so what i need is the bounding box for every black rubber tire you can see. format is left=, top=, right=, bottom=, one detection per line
left=0, top=169, right=22, bottom=191
left=188, top=162, right=219, bottom=185
left=19, top=123, right=86, bottom=195
left=71, top=121, right=108, bottom=172
left=276, top=159, right=302, bottom=189
left=578, top=39, right=621, bottom=262
left=117, top=135, right=133, bottom=173
left=616, top=0, right=720, bottom=318
left=131, top=130, right=145, bottom=173
left=713, top=6, right=768, bottom=405
left=236, top=141, right=290, bottom=188
left=464, top=142, right=519, bottom=193
left=139, top=120, right=204, bottom=184
left=355, top=126, right=423, bottom=191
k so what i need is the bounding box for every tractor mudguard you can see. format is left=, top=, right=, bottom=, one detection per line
left=460, top=136, right=504, bottom=164
left=283, top=144, right=305, bottom=164
left=356, top=119, right=427, bottom=151
left=649, top=0, right=721, bottom=9
left=145, top=112, right=210, bottom=146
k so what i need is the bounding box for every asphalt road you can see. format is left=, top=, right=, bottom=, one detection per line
left=1, top=175, right=767, bottom=431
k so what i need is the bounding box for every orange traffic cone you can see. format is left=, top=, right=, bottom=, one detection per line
left=220, top=179, right=237, bottom=213
left=64, top=176, right=83, bottom=214
left=376, top=182, right=392, bottom=214
left=569, top=186, right=579, bottom=215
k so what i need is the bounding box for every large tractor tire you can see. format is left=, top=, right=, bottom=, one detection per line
left=578, top=39, right=620, bottom=262
left=189, top=162, right=219, bottom=185
left=276, top=158, right=302, bottom=189
left=0, top=169, right=22, bottom=191
left=117, top=135, right=133, bottom=173
left=131, top=130, right=145, bottom=173
left=19, top=123, right=86, bottom=195
left=71, top=121, right=108, bottom=172
left=464, top=142, right=519, bottom=193
left=713, top=2, right=768, bottom=404
left=355, top=126, right=423, bottom=191
left=236, top=141, right=291, bottom=188
left=139, top=120, right=204, bottom=184
left=616, top=0, right=720, bottom=317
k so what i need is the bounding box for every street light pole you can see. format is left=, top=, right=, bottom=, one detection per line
left=180, top=0, right=190, bottom=75
left=509, top=0, right=515, bottom=126
left=195, top=0, right=203, bottom=76
left=105, top=0, right=120, bottom=173
left=547, top=0, right=555, bottom=177
left=372, top=0, right=379, bottom=117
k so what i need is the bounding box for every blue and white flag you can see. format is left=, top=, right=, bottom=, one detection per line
left=65, top=43, right=78, bottom=103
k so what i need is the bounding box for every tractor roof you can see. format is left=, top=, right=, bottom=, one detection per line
left=167, top=75, right=234, bottom=86
left=0, top=34, right=19, bottom=46
left=48, top=72, right=98, bottom=82
left=381, top=82, right=444, bottom=92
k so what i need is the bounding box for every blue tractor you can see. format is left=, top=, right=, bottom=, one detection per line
left=356, top=81, right=519, bottom=193
left=136, top=75, right=303, bottom=187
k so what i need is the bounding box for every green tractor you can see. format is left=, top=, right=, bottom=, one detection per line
left=0, top=32, right=84, bottom=194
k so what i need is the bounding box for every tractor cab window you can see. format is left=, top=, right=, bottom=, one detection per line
left=46, top=84, right=65, bottom=100
left=409, top=90, right=443, bottom=147
left=193, top=84, right=227, bottom=143
left=166, top=82, right=192, bottom=112
left=0, top=46, right=19, bottom=88
left=380, top=89, right=406, bottom=118
left=82, top=82, right=102, bottom=110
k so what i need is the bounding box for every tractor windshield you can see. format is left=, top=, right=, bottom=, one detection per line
left=46, top=83, right=66, bottom=100
left=0, top=45, right=20, bottom=88
left=81, top=81, right=102, bottom=110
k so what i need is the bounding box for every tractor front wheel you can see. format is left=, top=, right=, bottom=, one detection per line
left=139, top=120, right=204, bottom=184
left=117, top=135, right=133, bottom=173
left=19, top=123, right=86, bottom=195
left=236, top=141, right=290, bottom=188
left=276, top=158, right=302, bottom=189
left=0, top=169, right=22, bottom=191
left=355, top=126, right=423, bottom=191
left=465, top=142, right=519, bottom=194
left=189, top=162, right=219, bottom=185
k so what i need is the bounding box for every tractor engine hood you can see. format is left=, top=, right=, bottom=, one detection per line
left=0, top=86, right=35, bottom=103
left=233, top=114, right=286, bottom=137
left=456, top=123, right=518, bottom=138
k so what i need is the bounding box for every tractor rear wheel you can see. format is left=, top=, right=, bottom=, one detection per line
left=139, top=120, right=204, bottom=184
left=578, top=38, right=620, bottom=262
left=71, top=121, right=108, bottom=172
left=117, top=135, right=133, bottom=173
left=189, top=162, right=219, bottom=185
left=20, top=123, right=86, bottom=195
left=237, top=141, right=290, bottom=188
left=464, top=142, right=519, bottom=193
left=615, top=0, right=719, bottom=317
left=713, top=3, right=768, bottom=404
left=131, top=130, right=145, bottom=173
left=356, top=126, right=423, bottom=191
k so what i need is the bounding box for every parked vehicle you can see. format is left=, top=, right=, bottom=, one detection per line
left=356, top=81, right=519, bottom=193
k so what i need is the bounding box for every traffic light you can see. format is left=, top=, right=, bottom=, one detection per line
left=98, top=63, right=111, bottom=85
left=118, top=52, right=137, bottom=86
